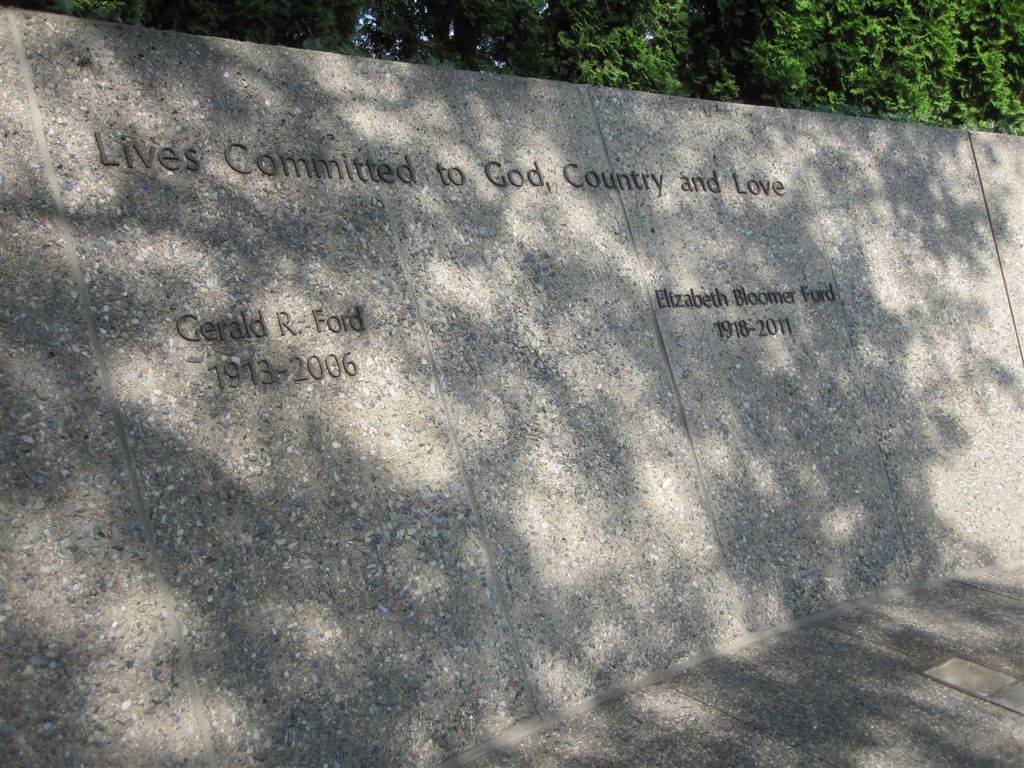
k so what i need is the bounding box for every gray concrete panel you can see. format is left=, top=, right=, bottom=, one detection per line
left=795, top=112, right=1024, bottom=577
left=1, top=13, right=208, bottom=766
left=590, top=89, right=911, bottom=630
left=10, top=12, right=526, bottom=766
left=970, top=131, right=1024, bottom=369
left=365, top=69, right=744, bottom=710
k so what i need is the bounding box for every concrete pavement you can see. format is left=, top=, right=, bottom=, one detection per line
left=445, top=564, right=1023, bottom=767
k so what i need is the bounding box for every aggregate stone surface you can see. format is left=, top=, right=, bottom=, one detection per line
left=5, top=8, right=1024, bottom=768
left=957, top=563, right=1024, bottom=602
left=991, top=682, right=1024, bottom=714
left=13, top=12, right=526, bottom=766
left=828, top=580, right=1024, bottom=677
left=1, top=13, right=205, bottom=767
left=361, top=71, right=745, bottom=710
left=469, top=566, right=1024, bottom=768
left=666, top=626, right=1023, bottom=767
left=794, top=111, right=1024, bottom=577
left=971, top=131, right=1024, bottom=355
left=473, top=686, right=826, bottom=767
left=590, top=88, right=911, bottom=630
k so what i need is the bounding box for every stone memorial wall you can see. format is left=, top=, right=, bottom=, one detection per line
left=1, top=9, right=1021, bottom=767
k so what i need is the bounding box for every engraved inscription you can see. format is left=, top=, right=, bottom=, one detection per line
left=656, top=284, right=837, bottom=340
left=715, top=318, right=794, bottom=339
left=175, top=305, right=365, bottom=391
left=93, top=130, right=793, bottom=202
left=207, top=352, right=357, bottom=389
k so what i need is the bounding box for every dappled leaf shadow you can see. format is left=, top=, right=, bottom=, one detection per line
left=2, top=9, right=1022, bottom=768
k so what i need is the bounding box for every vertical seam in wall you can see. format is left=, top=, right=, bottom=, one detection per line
left=5, top=10, right=219, bottom=764
left=968, top=131, right=1024, bottom=372
left=800, top=129, right=916, bottom=581
left=582, top=86, right=727, bottom=557
left=380, top=195, right=542, bottom=718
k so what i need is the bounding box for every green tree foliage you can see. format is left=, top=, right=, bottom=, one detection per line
left=355, top=1, right=551, bottom=75
left=16, top=0, right=1024, bottom=133
left=149, top=0, right=363, bottom=51
left=543, top=1, right=690, bottom=94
